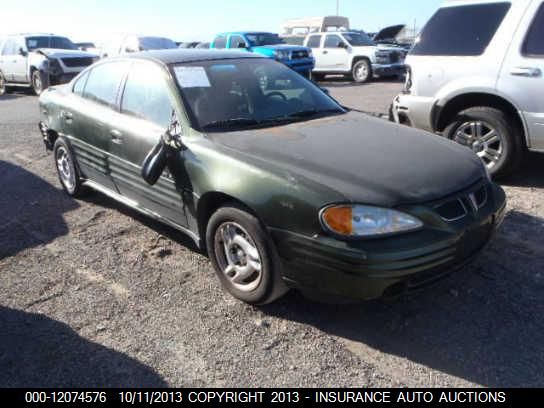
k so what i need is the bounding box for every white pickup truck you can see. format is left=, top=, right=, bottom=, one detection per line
left=304, top=31, right=406, bottom=83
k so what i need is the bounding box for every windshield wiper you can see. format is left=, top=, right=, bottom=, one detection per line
left=201, top=118, right=264, bottom=131
left=286, top=108, right=344, bottom=119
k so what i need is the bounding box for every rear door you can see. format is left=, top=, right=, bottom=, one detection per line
left=306, top=35, right=323, bottom=69
left=109, top=60, right=188, bottom=227
left=67, top=61, right=129, bottom=190
left=499, top=0, right=544, bottom=150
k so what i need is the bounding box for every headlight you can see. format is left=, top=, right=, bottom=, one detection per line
left=307, top=49, right=313, bottom=58
left=275, top=50, right=290, bottom=60
left=320, top=205, right=423, bottom=238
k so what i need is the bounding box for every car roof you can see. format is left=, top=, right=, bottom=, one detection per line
left=216, top=31, right=275, bottom=36
left=124, top=49, right=265, bottom=65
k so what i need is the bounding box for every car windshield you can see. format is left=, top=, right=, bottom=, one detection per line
left=26, top=36, right=78, bottom=51
left=174, top=59, right=345, bottom=132
left=343, top=33, right=375, bottom=46
left=139, top=37, right=177, bottom=50
left=246, top=33, right=285, bottom=46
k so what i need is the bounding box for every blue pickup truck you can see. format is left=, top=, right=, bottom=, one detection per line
left=210, top=32, right=315, bottom=78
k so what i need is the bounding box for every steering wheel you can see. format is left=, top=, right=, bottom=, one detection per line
left=265, top=91, right=287, bottom=101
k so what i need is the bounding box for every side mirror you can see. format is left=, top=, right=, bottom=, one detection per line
left=237, top=43, right=247, bottom=49
left=338, top=42, right=348, bottom=49
left=141, top=110, right=184, bottom=186
left=18, top=47, right=28, bottom=57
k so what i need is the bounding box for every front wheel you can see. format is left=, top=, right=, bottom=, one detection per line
left=444, top=107, right=523, bottom=178
left=206, top=204, right=288, bottom=305
left=31, top=70, right=49, bottom=96
left=352, top=60, right=372, bottom=83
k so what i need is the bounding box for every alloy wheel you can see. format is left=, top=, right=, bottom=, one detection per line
left=56, top=146, right=75, bottom=192
left=32, top=71, right=43, bottom=95
left=453, top=121, right=504, bottom=170
left=214, top=222, right=263, bottom=292
left=354, top=63, right=369, bottom=82
left=0, top=73, right=5, bottom=96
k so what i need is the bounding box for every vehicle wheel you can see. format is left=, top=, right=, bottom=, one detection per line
left=31, top=69, right=49, bottom=96
left=0, top=71, right=9, bottom=95
left=352, top=59, right=371, bottom=83
left=53, top=138, right=87, bottom=197
left=444, top=107, right=523, bottom=178
left=311, top=72, right=325, bottom=82
left=206, top=204, right=288, bottom=305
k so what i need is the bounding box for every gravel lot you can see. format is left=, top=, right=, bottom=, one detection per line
left=1, top=78, right=544, bottom=388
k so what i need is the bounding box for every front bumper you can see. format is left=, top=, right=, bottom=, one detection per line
left=372, top=63, right=406, bottom=77
left=49, top=72, right=78, bottom=85
left=270, top=183, right=507, bottom=300
left=283, top=58, right=315, bottom=75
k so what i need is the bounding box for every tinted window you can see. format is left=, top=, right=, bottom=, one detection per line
left=214, top=36, right=227, bottom=49
left=324, top=35, right=344, bottom=48
left=230, top=35, right=247, bottom=49
left=307, top=35, right=322, bottom=48
left=412, top=3, right=511, bottom=56
left=121, top=63, right=173, bottom=127
left=83, top=62, right=127, bottom=108
left=523, top=3, right=544, bottom=57
left=73, top=70, right=90, bottom=95
left=245, top=33, right=284, bottom=46
left=26, top=36, right=77, bottom=51
left=343, top=33, right=374, bottom=46
left=2, top=38, right=16, bottom=55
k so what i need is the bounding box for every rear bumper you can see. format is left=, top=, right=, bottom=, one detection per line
left=372, top=63, right=406, bottom=77
left=270, top=186, right=506, bottom=300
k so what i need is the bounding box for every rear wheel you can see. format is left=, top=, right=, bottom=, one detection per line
left=311, top=72, right=325, bottom=82
left=53, top=138, right=87, bottom=197
left=444, top=107, right=523, bottom=178
left=206, top=204, right=288, bottom=305
left=352, top=59, right=371, bottom=83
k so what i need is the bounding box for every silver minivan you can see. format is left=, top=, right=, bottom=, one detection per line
left=392, top=0, right=544, bottom=177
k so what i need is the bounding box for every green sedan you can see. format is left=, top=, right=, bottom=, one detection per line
left=38, top=50, right=507, bottom=304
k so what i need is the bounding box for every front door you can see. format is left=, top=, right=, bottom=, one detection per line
left=321, top=34, right=350, bottom=71
left=499, top=1, right=544, bottom=150
left=109, top=61, right=188, bottom=227
left=11, top=37, right=28, bottom=83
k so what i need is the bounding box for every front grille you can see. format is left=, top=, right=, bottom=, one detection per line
left=390, top=51, right=400, bottom=64
left=61, top=57, right=94, bottom=67
left=291, top=50, right=309, bottom=59
left=434, top=183, right=488, bottom=222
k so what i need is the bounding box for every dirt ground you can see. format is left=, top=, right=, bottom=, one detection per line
left=1, top=78, right=543, bottom=387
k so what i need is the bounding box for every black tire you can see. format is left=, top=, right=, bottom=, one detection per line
left=206, top=204, right=288, bottom=305
left=31, top=69, right=49, bottom=96
left=53, top=138, right=87, bottom=198
left=0, top=71, right=9, bottom=96
left=351, top=59, right=372, bottom=83
left=444, top=106, right=524, bottom=178
left=311, top=72, right=325, bottom=82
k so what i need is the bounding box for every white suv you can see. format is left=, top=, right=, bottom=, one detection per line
left=392, top=0, right=544, bottom=177
left=304, top=31, right=406, bottom=83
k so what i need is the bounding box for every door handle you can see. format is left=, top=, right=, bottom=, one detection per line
left=323, top=50, right=328, bottom=55
left=110, top=129, right=123, bottom=145
left=510, top=67, right=541, bottom=77
left=61, top=111, right=73, bottom=120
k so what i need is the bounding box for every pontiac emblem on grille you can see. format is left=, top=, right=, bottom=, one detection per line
left=468, top=193, right=479, bottom=213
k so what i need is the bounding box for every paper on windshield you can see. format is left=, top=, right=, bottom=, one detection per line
left=174, top=66, right=211, bottom=88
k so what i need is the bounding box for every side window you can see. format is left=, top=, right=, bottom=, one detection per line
left=523, top=3, right=544, bottom=57
left=307, top=35, right=322, bottom=48
left=324, top=35, right=343, bottom=48
left=214, top=35, right=227, bottom=49
left=121, top=62, right=173, bottom=128
left=2, top=39, right=16, bottom=56
left=229, top=35, right=247, bottom=49
left=73, top=70, right=90, bottom=95
left=83, top=62, right=128, bottom=108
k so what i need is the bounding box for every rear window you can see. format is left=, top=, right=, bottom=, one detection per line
left=411, top=2, right=511, bottom=56
left=523, top=3, right=544, bottom=57
left=214, top=36, right=227, bottom=49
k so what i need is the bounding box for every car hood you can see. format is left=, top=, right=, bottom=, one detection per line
left=373, top=24, right=406, bottom=41
left=33, top=48, right=98, bottom=58
left=208, top=112, right=484, bottom=207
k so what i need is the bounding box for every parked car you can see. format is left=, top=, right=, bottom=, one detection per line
left=0, top=34, right=98, bottom=96
left=371, top=25, right=413, bottom=54
left=195, top=42, right=210, bottom=49
left=100, top=35, right=177, bottom=58
left=38, top=50, right=506, bottom=304
left=210, top=32, right=314, bottom=78
left=392, top=0, right=544, bottom=177
left=304, top=31, right=406, bottom=83
left=281, top=16, right=351, bottom=44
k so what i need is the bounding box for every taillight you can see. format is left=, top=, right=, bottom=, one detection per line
left=403, top=65, right=412, bottom=94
